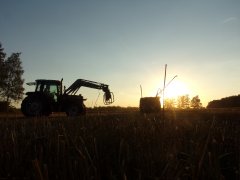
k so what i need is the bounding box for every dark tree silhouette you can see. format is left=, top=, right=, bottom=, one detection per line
left=177, top=94, right=190, bottom=109
left=207, top=95, right=240, bottom=108
left=190, top=95, right=202, bottom=109
left=0, top=43, right=24, bottom=104
left=0, top=43, right=7, bottom=95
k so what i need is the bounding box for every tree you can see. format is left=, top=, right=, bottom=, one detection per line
left=0, top=43, right=24, bottom=104
left=0, top=43, right=7, bottom=95
left=4, top=53, right=24, bottom=102
left=207, top=95, right=240, bottom=108
left=177, top=94, right=190, bottom=109
left=190, top=95, right=202, bottom=109
left=164, top=98, right=176, bottom=109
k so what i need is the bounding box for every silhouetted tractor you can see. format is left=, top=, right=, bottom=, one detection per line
left=21, top=79, right=114, bottom=117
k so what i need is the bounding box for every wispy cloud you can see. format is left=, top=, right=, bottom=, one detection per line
left=222, top=17, right=237, bottom=24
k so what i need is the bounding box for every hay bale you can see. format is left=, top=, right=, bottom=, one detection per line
left=139, top=97, right=161, bottom=113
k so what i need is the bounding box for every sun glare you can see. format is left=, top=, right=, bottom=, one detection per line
left=164, top=80, right=191, bottom=99
left=147, top=78, right=191, bottom=99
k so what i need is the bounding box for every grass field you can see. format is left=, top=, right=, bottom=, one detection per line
left=0, top=109, right=239, bottom=179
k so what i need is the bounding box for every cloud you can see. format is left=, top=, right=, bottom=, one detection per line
left=222, top=17, right=237, bottom=24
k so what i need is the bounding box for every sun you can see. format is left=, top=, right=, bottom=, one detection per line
left=147, top=77, right=191, bottom=99
left=163, top=80, right=191, bottom=99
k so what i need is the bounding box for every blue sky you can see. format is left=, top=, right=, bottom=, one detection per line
left=1, top=0, right=240, bottom=107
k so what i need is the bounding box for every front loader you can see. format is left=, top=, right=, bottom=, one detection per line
left=21, top=79, right=114, bottom=117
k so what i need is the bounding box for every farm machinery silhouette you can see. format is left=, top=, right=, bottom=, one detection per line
left=21, top=79, right=114, bottom=117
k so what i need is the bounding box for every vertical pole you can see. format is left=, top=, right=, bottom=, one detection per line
left=140, top=85, right=142, bottom=98
left=162, top=64, right=167, bottom=120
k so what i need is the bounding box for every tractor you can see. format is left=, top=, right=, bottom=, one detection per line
left=21, top=79, right=114, bottom=117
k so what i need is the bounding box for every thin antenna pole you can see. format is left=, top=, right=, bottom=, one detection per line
left=140, top=85, right=143, bottom=98
left=94, top=92, right=101, bottom=107
left=165, top=75, right=177, bottom=92
left=162, top=64, right=167, bottom=118
left=156, top=75, right=178, bottom=97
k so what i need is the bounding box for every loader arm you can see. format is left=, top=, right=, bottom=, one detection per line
left=64, top=79, right=114, bottom=105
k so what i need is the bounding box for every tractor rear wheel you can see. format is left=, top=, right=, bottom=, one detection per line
left=21, top=96, right=43, bottom=117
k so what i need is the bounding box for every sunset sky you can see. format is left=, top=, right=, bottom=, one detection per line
left=1, top=0, right=240, bottom=107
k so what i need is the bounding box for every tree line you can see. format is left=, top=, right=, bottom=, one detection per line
left=207, top=95, right=240, bottom=108
left=164, top=95, right=203, bottom=109
left=0, top=43, right=24, bottom=111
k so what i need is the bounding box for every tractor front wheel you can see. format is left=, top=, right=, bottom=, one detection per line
left=21, top=97, right=43, bottom=117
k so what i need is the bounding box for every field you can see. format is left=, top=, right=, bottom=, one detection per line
left=0, top=109, right=239, bottom=180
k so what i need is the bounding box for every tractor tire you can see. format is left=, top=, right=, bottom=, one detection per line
left=21, top=96, right=43, bottom=117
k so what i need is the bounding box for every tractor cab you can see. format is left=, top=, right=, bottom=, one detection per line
left=27, top=79, right=62, bottom=102
left=35, top=80, right=61, bottom=102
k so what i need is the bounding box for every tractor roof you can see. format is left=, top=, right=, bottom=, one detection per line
left=26, top=79, right=61, bottom=86
left=36, top=79, right=61, bottom=84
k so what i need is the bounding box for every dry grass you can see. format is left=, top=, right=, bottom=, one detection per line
left=0, top=109, right=239, bottom=179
